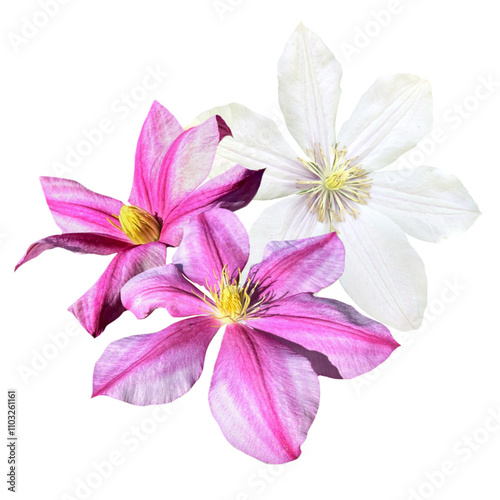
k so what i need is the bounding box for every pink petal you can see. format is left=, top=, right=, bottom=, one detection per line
left=129, top=101, right=184, bottom=212
left=250, top=293, right=399, bottom=379
left=209, top=324, right=320, bottom=463
left=172, top=209, right=249, bottom=289
left=160, top=165, right=264, bottom=246
left=152, top=115, right=230, bottom=218
left=69, top=242, right=166, bottom=337
left=121, top=264, right=208, bottom=319
left=214, top=115, right=232, bottom=141
left=93, top=316, right=219, bottom=406
left=40, top=177, right=127, bottom=239
left=248, top=232, right=344, bottom=299
left=15, top=233, right=133, bottom=271
left=259, top=331, right=342, bottom=379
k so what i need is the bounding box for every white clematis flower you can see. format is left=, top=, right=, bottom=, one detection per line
left=197, top=24, right=480, bottom=331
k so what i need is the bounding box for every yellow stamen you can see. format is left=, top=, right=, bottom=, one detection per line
left=108, top=205, right=161, bottom=245
left=203, top=266, right=262, bottom=323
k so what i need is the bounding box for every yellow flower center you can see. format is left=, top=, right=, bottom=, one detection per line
left=297, top=144, right=371, bottom=229
left=218, top=284, right=247, bottom=321
left=204, top=267, right=262, bottom=324
left=108, top=205, right=161, bottom=245
left=323, top=169, right=350, bottom=191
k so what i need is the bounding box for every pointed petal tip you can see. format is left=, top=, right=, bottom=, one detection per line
left=215, top=114, right=232, bottom=140
left=39, top=175, right=55, bottom=187
left=260, top=447, right=302, bottom=465
left=92, top=317, right=219, bottom=406
left=382, top=73, right=432, bottom=99
left=388, top=335, right=401, bottom=350
left=56, top=243, right=167, bottom=340
left=220, top=429, right=302, bottom=464
left=279, top=21, right=341, bottom=158
left=39, top=175, right=65, bottom=186
left=393, top=73, right=430, bottom=85
left=414, top=75, right=433, bottom=101
left=150, top=99, right=165, bottom=111
left=68, top=303, right=101, bottom=338
left=209, top=324, right=319, bottom=463
left=294, top=22, right=311, bottom=35
left=68, top=298, right=112, bottom=339
left=398, top=313, right=423, bottom=332
left=14, top=255, right=28, bottom=272
left=406, top=300, right=427, bottom=331
left=253, top=167, right=266, bottom=180
left=465, top=203, right=482, bottom=219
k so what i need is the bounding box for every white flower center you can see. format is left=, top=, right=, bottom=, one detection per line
left=297, top=144, right=371, bottom=229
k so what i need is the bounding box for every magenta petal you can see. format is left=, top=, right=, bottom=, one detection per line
left=129, top=101, right=184, bottom=213
left=15, top=233, right=133, bottom=271
left=215, top=115, right=232, bottom=141
left=69, top=242, right=166, bottom=337
left=249, top=232, right=344, bottom=299
left=257, top=331, right=342, bottom=379
left=161, top=166, right=264, bottom=246
left=251, top=293, right=399, bottom=379
left=121, top=264, right=208, bottom=319
left=155, top=115, right=227, bottom=217
left=40, top=177, right=127, bottom=239
left=172, top=209, right=249, bottom=289
left=209, top=324, right=319, bottom=463
left=93, top=316, right=219, bottom=406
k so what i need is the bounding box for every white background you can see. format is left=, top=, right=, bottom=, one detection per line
left=1, top=1, right=499, bottom=499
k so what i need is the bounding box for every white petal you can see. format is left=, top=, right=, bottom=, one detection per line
left=278, top=23, right=342, bottom=159
left=248, top=195, right=330, bottom=267
left=337, top=205, right=427, bottom=331
left=369, top=167, right=481, bottom=242
left=338, top=74, right=432, bottom=172
left=194, top=104, right=307, bottom=200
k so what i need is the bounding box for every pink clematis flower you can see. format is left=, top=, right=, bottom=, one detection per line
left=16, top=102, right=264, bottom=337
left=93, top=208, right=399, bottom=463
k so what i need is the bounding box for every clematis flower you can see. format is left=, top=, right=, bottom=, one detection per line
left=92, top=208, right=399, bottom=463
left=15, top=102, right=264, bottom=337
left=196, top=24, right=480, bottom=331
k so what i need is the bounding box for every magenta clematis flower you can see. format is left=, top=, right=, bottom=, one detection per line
left=93, top=208, right=399, bottom=463
left=15, top=102, right=264, bottom=337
